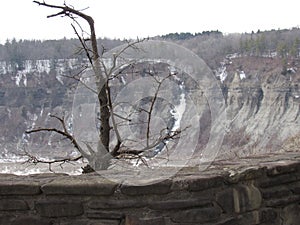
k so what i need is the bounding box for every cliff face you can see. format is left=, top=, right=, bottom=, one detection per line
left=218, top=56, right=300, bottom=158
left=0, top=59, right=81, bottom=157
left=0, top=55, right=299, bottom=160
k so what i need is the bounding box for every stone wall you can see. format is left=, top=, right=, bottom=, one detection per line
left=0, top=152, right=300, bottom=225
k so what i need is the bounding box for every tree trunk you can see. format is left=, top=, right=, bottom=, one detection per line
left=98, top=83, right=110, bottom=150
left=33, top=1, right=112, bottom=154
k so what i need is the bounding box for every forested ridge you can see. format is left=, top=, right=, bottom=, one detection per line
left=0, top=38, right=123, bottom=64
left=1, top=27, right=300, bottom=70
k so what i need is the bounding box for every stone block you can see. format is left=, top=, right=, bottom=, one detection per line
left=149, top=198, right=211, bottom=210
left=225, top=167, right=266, bottom=184
left=120, top=180, right=172, bottom=196
left=216, top=217, right=259, bottom=225
left=0, top=215, right=13, bottom=225
left=259, top=221, right=281, bottom=225
left=258, top=174, right=299, bottom=188
left=61, top=220, right=120, bottom=225
left=240, top=167, right=266, bottom=180
left=281, top=204, right=300, bottom=225
left=11, top=216, right=52, bottom=225
left=259, top=208, right=278, bottom=223
left=264, top=195, right=300, bottom=207
left=266, top=163, right=299, bottom=176
left=0, top=199, right=29, bottom=211
left=41, top=177, right=117, bottom=195
left=89, top=221, right=120, bottom=225
left=236, top=211, right=260, bottom=225
left=215, top=218, right=239, bottom=225
left=216, top=188, right=235, bottom=213
left=171, top=206, right=221, bottom=223
left=0, top=182, right=41, bottom=195
left=125, top=216, right=166, bottom=225
left=290, top=181, right=300, bottom=194
left=88, top=199, right=146, bottom=209
left=187, top=176, right=224, bottom=191
left=234, top=184, right=262, bottom=213
left=216, top=211, right=264, bottom=225
left=86, top=210, right=124, bottom=220
left=216, top=184, right=262, bottom=214
left=260, top=186, right=291, bottom=199
left=35, top=201, right=83, bottom=218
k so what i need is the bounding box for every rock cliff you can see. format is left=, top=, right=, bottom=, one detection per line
left=0, top=54, right=299, bottom=161
left=0, top=59, right=81, bottom=158
left=217, top=56, right=300, bottom=158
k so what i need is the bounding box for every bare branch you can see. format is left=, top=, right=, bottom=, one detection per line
left=25, top=114, right=90, bottom=160
left=33, top=1, right=100, bottom=73
left=71, top=24, right=93, bottom=65
left=107, top=83, right=123, bottom=156
left=113, top=112, right=132, bottom=122
left=107, top=38, right=148, bottom=78
left=145, top=73, right=173, bottom=147
left=62, top=71, right=98, bottom=94
left=117, top=127, right=186, bottom=157
left=22, top=149, right=83, bottom=172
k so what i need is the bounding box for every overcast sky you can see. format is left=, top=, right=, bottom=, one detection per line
left=1, top=0, right=300, bottom=43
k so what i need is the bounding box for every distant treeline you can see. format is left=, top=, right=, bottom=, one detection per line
left=160, top=30, right=223, bottom=40
left=0, top=37, right=123, bottom=62
left=163, top=28, right=300, bottom=68
left=1, top=28, right=300, bottom=69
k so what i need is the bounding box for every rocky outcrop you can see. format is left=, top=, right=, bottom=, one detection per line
left=218, top=56, right=300, bottom=158
left=0, top=55, right=299, bottom=160
left=0, top=59, right=80, bottom=156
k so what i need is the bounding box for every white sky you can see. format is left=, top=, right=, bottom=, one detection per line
left=1, top=0, right=300, bottom=43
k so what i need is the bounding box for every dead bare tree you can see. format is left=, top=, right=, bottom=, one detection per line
left=25, top=1, right=184, bottom=171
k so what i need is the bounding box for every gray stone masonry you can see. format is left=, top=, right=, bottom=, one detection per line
left=0, top=151, right=299, bottom=224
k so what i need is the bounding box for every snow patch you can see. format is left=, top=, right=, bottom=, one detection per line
left=15, top=72, right=22, bottom=86
left=27, top=113, right=38, bottom=129
left=0, top=58, right=82, bottom=78
left=0, top=61, right=7, bottom=74
left=67, top=58, right=78, bottom=70
left=287, top=67, right=297, bottom=73
left=6, top=108, right=11, bottom=119
left=239, top=71, right=246, bottom=80
left=171, top=83, right=186, bottom=132
left=153, top=75, right=186, bottom=156
left=23, top=60, right=33, bottom=73
left=14, top=71, right=28, bottom=87
left=40, top=105, right=44, bottom=117
left=56, top=74, right=64, bottom=85
left=270, top=51, right=277, bottom=57
left=217, top=67, right=227, bottom=83
left=22, top=133, right=29, bottom=143
left=226, top=53, right=239, bottom=59
left=168, top=66, right=178, bottom=75
left=23, top=74, right=27, bottom=86
left=55, top=63, right=65, bottom=85
left=120, top=75, right=126, bottom=85
left=36, top=60, right=51, bottom=74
